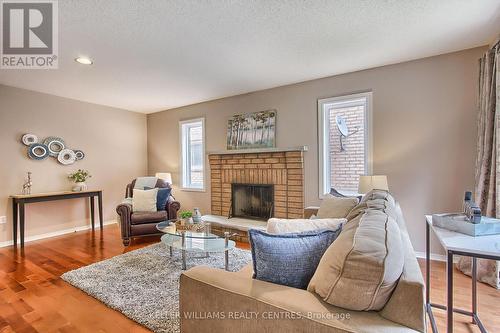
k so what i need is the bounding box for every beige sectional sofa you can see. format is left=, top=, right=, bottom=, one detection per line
left=179, top=191, right=426, bottom=333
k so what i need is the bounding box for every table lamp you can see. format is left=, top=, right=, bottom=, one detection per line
left=155, top=172, right=172, bottom=185
left=358, top=175, right=389, bottom=194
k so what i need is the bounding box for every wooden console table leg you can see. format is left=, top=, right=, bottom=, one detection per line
left=97, top=192, right=103, bottom=229
left=19, top=202, right=25, bottom=248
left=90, top=196, right=95, bottom=230
left=12, top=201, right=18, bottom=247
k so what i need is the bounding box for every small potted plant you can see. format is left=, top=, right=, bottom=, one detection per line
left=68, top=169, right=91, bottom=192
left=179, top=210, right=193, bottom=225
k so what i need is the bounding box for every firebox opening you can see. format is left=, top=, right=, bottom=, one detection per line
left=231, top=183, right=274, bottom=220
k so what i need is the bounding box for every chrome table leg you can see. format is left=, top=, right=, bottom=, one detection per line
left=224, top=232, right=229, bottom=271
left=181, top=232, right=186, bottom=270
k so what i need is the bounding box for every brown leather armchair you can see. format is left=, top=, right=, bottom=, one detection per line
left=116, top=178, right=180, bottom=246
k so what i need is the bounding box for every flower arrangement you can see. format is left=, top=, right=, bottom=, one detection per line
left=68, top=169, right=92, bottom=183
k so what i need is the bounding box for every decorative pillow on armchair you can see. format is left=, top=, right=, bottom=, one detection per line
left=144, top=187, right=172, bottom=211
left=249, top=228, right=341, bottom=289
left=132, top=188, right=158, bottom=212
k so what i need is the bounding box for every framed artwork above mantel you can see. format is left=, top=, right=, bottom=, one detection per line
left=226, top=110, right=276, bottom=150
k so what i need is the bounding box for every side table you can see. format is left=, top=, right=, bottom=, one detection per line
left=425, top=215, right=500, bottom=333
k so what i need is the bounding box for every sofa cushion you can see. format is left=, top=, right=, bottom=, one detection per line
left=266, top=218, right=346, bottom=234
left=132, top=188, right=158, bottom=212
left=317, top=195, right=359, bottom=218
left=249, top=228, right=341, bottom=289
left=308, top=197, right=404, bottom=311
left=181, top=266, right=422, bottom=333
left=346, top=190, right=398, bottom=220
left=131, top=210, right=168, bottom=225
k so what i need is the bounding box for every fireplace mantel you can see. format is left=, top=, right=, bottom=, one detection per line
left=208, top=145, right=308, bottom=156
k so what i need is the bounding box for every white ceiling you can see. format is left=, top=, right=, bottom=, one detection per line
left=1, top=0, right=499, bottom=114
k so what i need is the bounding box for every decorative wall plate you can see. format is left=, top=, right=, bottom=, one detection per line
left=43, top=136, right=66, bottom=157
left=21, top=134, right=38, bottom=146
left=74, top=150, right=85, bottom=160
left=28, top=143, right=49, bottom=160
left=57, top=149, right=77, bottom=165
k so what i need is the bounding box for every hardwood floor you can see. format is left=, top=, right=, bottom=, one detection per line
left=0, top=224, right=498, bottom=333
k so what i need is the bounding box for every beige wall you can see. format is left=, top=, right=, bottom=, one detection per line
left=148, top=46, right=486, bottom=255
left=0, top=85, right=147, bottom=244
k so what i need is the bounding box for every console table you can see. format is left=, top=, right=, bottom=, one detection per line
left=425, top=215, right=500, bottom=333
left=10, top=190, right=103, bottom=248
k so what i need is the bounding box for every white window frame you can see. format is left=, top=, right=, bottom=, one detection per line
left=317, top=92, right=373, bottom=198
left=179, top=117, right=206, bottom=191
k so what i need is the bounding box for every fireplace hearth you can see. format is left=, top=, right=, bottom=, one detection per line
left=231, top=183, right=274, bottom=220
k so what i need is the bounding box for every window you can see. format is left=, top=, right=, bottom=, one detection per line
left=180, top=118, right=205, bottom=190
left=318, top=92, right=372, bottom=197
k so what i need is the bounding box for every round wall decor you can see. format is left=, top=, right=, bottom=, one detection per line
left=74, top=150, right=85, bottom=160
left=28, top=143, right=49, bottom=160
left=43, top=137, right=66, bottom=157
left=20, top=133, right=84, bottom=165
left=57, top=149, right=77, bottom=165
left=22, top=134, right=38, bottom=146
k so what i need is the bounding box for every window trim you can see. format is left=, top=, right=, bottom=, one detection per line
left=317, top=92, right=373, bottom=198
left=179, top=117, right=206, bottom=192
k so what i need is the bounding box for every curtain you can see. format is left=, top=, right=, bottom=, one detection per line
left=475, top=43, right=499, bottom=216
left=457, top=43, right=500, bottom=289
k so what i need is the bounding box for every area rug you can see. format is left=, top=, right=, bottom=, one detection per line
left=61, top=243, right=252, bottom=333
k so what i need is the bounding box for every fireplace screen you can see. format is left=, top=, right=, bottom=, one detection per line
left=231, top=184, right=274, bottom=220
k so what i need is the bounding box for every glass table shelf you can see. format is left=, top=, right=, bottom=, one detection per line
left=156, top=221, right=236, bottom=270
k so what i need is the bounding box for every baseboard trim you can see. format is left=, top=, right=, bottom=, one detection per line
left=0, top=220, right=118, bottom=248
left=415, top=251, right=460, bottom=263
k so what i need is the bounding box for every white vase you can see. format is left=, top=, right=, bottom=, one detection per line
left=73, top=182, right=88, bottom=192
left=193, top=208, right=202, bottom=223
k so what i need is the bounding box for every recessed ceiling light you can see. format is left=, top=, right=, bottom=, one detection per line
left=75, top=57, right=93, bottom=65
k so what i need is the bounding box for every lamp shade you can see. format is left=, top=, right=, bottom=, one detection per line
left=155, top=172, right=172, bottom=184
left=358, top=175, right=389, bottom=194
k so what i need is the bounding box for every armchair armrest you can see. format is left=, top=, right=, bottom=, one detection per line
left=116, top=203, right=132, bottom=242
left=116, top=202, right=132, bottom=218
left=167, top=196, right=180, bottom=220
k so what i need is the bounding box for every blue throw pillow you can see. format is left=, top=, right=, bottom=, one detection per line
left=144, top=187, right=172, bottom=211
left=249, top=228, right=341, bottom=289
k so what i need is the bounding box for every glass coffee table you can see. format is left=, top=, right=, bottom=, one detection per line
left=156, top=221, right=236, bottom=270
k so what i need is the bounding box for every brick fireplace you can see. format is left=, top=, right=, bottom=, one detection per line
left=208, top=148, right=305, bottom=220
